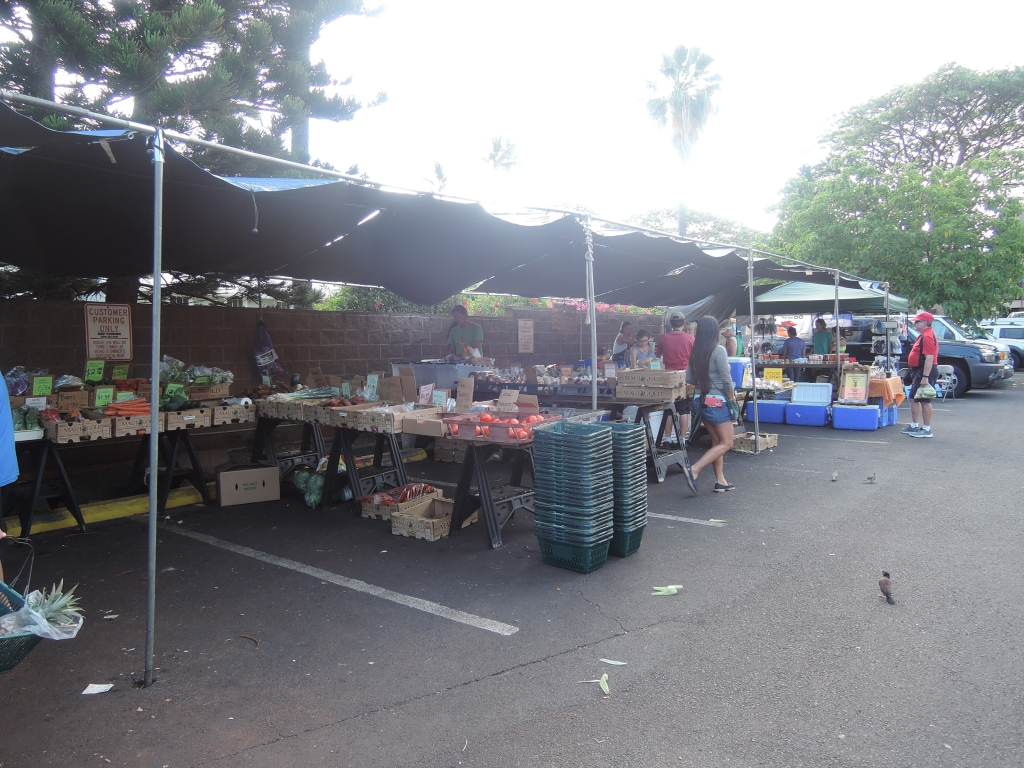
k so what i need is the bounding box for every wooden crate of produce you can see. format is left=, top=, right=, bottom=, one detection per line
left=163, top=408, right=212, bottom=431
left=43, top=418, right=111, bottom=443
left=187, top=382, right=231, bottom=401
left=390, top=498, right=478, bottom=541
left=731, top=431, right=778, bottom=454
left=110, top=414, right=159, bottom=437
left=355, top=404, right=441, bottom=434
left=212, top=403, right=256, bottom=425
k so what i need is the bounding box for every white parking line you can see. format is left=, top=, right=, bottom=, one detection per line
left=160, top=525, right=519, bottom=636
left=648, top=513, right=727, bottom=527
left=780, top=434, right=890, bottom=445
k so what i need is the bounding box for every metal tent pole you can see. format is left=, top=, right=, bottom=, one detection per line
left=883, top=282, right=891, bottom=373
left=747, top=247, right=759, bottom=453
left=145, top=129, right=165, bottom=689
left=834, top=269, right=841, bottom=390
left=584, top=217, right=598, bottom=412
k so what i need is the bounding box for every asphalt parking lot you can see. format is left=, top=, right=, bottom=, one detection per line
left=2, top=376, right=1022, bottom=768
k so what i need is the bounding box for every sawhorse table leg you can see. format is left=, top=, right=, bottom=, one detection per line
left=636, top=403, right=690, bottom=483
left=20, top=440, right=86, bottom=538
left=320, top=429, right=408, bottom=512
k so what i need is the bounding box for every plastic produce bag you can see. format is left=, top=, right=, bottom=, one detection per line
left=54, top=375, right=84, bottom=388
left=159, top=355, right=188, bottom=384
left=4, top=366, right=46, bottom=397
left=0, top=587, right=83, bottom=641
left=254, top=321, right=286, bottom=377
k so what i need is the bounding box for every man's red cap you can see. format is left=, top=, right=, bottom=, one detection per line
left=912, top=311, right=934, bottom=322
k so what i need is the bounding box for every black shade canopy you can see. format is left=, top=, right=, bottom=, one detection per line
left=0, top=104, right=866, bottom=307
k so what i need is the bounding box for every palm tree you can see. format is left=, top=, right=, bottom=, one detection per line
left=484, top=137, right=519, bottom=171
left=646, top=45, right=721, bottom=235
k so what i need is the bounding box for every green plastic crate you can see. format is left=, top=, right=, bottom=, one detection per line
left=536, top=537, right=611, bottom=574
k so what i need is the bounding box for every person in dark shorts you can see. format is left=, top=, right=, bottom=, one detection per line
left=685, top=316, right=739, bottom=494
left=903, top=311, right=938, bottom=438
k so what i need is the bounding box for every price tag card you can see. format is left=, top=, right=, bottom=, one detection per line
left=115, top=390, right=135, bottom=402
left=764, top=368, right=783, bottom=382
left=84, top=360, right=106, bottom=382
left=25, top=397, right=48, bottom=409
left=31, top=376, right=53, bottom=396
left=431, top=388, right=449, bottom=408
left=366, top=374, right=379, bottom=395
left=455, top=377, right=474, bottom=413
left=165, top=383, right=185, bottom=397
left=418, top=383, right=435, bottom=404
left=111, top=364, right=130, bottom=381
left=261, top=375, right=272, bottom=387
left=649, top=359, right=662, bottom=370
left=192, top=375, right=210, bottom=385
left=93, top=387, right=116, bottom=407
left=341, top=382, right=351, bottom=397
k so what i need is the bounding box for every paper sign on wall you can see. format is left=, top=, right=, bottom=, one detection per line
left=517, top=319, right=534, bottom=354
left=418, top=383, right=435, bottom=404
left=111, top=364, right=130, bottom=381
left=85, top=303, right=133, bottom=361
left=763, top=368, right=783, bottom=382
left=84, top=360, right=105, bottom=382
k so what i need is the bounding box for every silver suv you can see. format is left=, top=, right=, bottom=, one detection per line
left=979, top=319, right=1024, bottom=371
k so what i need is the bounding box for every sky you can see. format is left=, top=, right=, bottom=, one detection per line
left=309, top=0, right=1024, bottom=233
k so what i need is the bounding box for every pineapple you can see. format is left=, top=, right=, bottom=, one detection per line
left=0, top=580, right=83, bottom=637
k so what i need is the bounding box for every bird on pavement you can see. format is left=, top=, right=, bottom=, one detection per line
left=878, top=571, right=895, bottom=605
left=865, top=473, right=877, bottom=484
left=831, top=471, right=838, bottom=482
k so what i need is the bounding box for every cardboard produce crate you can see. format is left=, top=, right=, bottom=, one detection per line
left=390, top=498, right=478, bottom=541
left=212, top=403, right=256, bottom=425
left=163, top=408, right=212, bottom=431
left=615, top=369, right=686, bottom=387
left=402, top=417, right=449, bottom=437
left=312, top=402, right=376, bottom=428
left=255, top=399, right=278, bottom=418
left=216, top=463, right=280, bottom=507
left=615, top=385, right=686, bottom=401
left=360, top=487, right=444, bottom=520
left=731, top=431, right=778, bottom=454
left=355, top=404, right=441, bottom=434
left=187, top=382, right=231, bottom=401
left=43, top=417, right=111, bottom=443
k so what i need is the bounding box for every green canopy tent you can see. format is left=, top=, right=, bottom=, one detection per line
left=753, top=281, right=908, bottom=315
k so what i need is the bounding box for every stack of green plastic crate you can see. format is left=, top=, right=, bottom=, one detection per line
left=608, top=422, right=648, bottom=556
left=533, top=421, right=614, bottom=573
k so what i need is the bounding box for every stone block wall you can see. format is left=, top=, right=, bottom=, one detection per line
left=0, top=301, right=661, bottom=390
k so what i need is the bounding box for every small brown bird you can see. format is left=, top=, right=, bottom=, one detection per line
left=865, top=473, right=877, bottom=484
left=878, top=570, right=895, bottom=605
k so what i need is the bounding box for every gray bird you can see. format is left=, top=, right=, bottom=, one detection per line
left=831, top=471, right=838, bottom=482
left=865, top=473, right=877, bottom=484
left=878, top=571, right=895, bottom=605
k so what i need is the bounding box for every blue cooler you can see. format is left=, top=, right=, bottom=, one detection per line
left=880, top=404, right=899, bottom=427
left=785, top=402, right=830, bottom=426
left=727, top=357, right=749, bottom=389
left=747, top=400, right=786, bottom=423
left=832, top=404, right=879, bottom=431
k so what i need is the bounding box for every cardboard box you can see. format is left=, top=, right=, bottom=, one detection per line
left=163, top=408, right=212, bottom=431
left=360, top=487, right=444, bottom=520
left=731, top=431, right=779, bottom=454
left=435, top=437, right=463, bottom=452
left=304, top=367, right=328, bottom=389
left=377, top=376, right=407, bottom=405
left=256, top=399, right=279, bottom=419
left=615, top=369, right=686, bottom=387
left=216, top=463, right=280, bottom=507
left=11, top=395, right=58, bottom=410
left=615, top=385, right=686, bottom=402
left=454, top=377, right=475, bottom=414
left=187, top=382, right=231, bottom=401
left=85, top=409, right=162, bottom=437
left=273, top=401, right=306, bottom=422
left=355, top=404, right=441, bottom=434
left=327, top=375, right=365, bottom=398
left=43, top=417, right=111, bottom=443
left=402, top=417, right=449, bottom=437
left=390, top=498, right=478, bottom=541
left=312, top=402, right=375, bottom=428
left=212, top=403, right=256, bottom=425
left=495, top=390, right=540, bottom=415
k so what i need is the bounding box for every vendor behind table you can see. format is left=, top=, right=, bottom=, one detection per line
left=447, top=305, right=483, bottom=361
left=656, top=314, right=695, bottom=441
left=781, top=326, right=807, bottom=382
left=610, top=321, right=634, bottom=363
left=630, top=329, right=657, bottom=367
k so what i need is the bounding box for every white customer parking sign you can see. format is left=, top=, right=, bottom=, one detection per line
left=85, top=303, right=133, bottom=361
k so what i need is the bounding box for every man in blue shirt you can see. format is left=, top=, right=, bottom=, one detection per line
left=0, top=376, right=19, bottom=581
left=781, top=326, right=807, bottom=382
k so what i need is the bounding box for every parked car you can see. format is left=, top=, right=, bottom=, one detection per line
left=844, top=315, right=1005, bottom=397
left=979, top=319, right=1024, bottom=371
left=926, top=316, right=1014, bottom=380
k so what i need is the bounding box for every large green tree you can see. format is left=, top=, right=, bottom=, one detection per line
left=770, top=64, right=1024, bottom=322
left=646, top=44, right=720, bottom=235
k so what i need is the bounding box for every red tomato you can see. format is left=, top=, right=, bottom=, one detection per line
left=508, top=419, right=520, bottom=425
left=475, top=425, right=482, bottom=436
left=526, top=428, right=533, bottom=438
left=480, top=413, right=493, bottom=422
left=516, top=428, right=528, bottom=439
left=451, top=424, right=458, bottom=435
left=482, top=425, right=490, bottom=438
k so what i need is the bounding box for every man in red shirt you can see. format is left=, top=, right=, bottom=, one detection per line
left=655, top=314, right=696, bottom=443
left=656, top=314, right=695, bottom=370
left=903, top=310, right=938, bottom=438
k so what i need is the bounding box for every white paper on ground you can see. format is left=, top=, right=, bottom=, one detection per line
left=82, top=683, right=114, bottom=695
